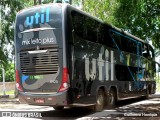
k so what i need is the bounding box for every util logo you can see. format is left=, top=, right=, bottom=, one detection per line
left=26, top=8, right=50, bottom=26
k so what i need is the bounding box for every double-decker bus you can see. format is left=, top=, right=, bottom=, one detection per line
left=14, top=3, right=156, bottom=111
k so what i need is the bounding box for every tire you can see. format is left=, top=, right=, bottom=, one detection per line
left=53, top=106, right=64, bottom=110
left=106, top=89, right=116, bottom=108
left=94, top=89, right=105, bottom=112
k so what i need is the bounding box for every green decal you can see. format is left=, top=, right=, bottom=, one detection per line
left=29, top=75, right=43, bottom=80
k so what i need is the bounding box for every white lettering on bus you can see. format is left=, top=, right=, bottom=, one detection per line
left=85, top=49, right=114, bottom=81
left=50, top=79, right=58, bottom=83
left=22, top=37, right=56, bottom=45
left=105, top=49, right=109, bottom=81
left=85, top=58, right=96, bottom=81
left=22, top=40, right=30, bottom=45
left=97, top=53, right=104, bottom=81
left=111, top=51, right=114, bottom=81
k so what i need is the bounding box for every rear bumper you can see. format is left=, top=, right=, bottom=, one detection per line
left=18, top=91, right=70, bottom=106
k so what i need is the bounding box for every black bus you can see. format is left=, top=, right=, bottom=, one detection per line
left=14, top=3, right=156, bottom=111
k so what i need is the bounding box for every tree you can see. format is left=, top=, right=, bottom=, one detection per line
left=80, top=0, right=119, bottom=25
left=0, top=0, right=25, bottom=66
left=0, top=62, right=15, bottom=82
left=114, top=0, right=160, bottom=51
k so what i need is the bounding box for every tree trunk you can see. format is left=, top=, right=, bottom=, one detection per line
left=34, top=0, right=41, bottom=5
left=38, top=0, right=41, bottom=4
left=34, top=0, right=37, bottom=5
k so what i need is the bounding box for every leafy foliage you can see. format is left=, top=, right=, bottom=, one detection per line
left=82, top=0, right=120, bottom=25
left=0, top=0, right=25, bottom=66
left=114, top=0, right=160, bottom=50
left=0, top=62, right=14, bottom=82
left=0, top=0, right=30, bottom=82
left=5, top=62, right=15, bottom=82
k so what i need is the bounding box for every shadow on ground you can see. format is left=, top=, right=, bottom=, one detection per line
left=36, top=97, right=150, bottom=119
left=38, top=107, right=94, bottom=119
left=111, top=97, right=160, bottom=120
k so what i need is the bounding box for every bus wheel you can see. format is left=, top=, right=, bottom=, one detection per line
left=94, top=89, right=105, bottom=111
left=106, top=89, right=116, bottom=108
left=53, top=106, right=64, bottom=110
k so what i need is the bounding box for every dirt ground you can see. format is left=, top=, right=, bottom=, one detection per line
left=0, top=82, right=15, bottom=91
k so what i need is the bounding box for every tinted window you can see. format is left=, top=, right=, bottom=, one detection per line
left=142, top=44, right=154, bottom=59
left=148, top=45, right=154, bottom=59
left=71, top=11, right=103, bottom=44
left=110, top=31, right=137, bottom=54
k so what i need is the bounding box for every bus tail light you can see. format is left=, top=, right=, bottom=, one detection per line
left=16, top=70, right=23, bottom=92
left=58, top=68, right=70, bottom=92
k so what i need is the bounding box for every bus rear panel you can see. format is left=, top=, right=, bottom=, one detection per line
left=15, top=4, right=70, bottom=106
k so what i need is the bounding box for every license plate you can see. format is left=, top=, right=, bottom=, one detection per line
left=35, top=98, right=45, bottom=103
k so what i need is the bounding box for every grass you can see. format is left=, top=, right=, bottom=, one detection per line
left=0, top=90, right=15, bottom=95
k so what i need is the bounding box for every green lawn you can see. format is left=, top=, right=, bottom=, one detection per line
left=0, top=90, right=15, bottom=95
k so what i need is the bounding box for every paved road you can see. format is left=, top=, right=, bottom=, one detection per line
left=0, top=95, right=160, bottom=120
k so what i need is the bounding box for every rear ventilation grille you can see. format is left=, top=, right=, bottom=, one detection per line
left=20, top=45, right=59, bottom=75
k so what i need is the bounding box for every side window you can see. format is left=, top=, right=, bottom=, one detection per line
left=148, top=45, right=154, bottom=59
left=121, top=36, right=129, bottom=52
left=142, top=44, right=148, bottom=57
left=103, top=26, right=115, bottom=48
left=142, top=44, right=154, bottom=59
left=130, top=40, right=137, bottom=55
left=71, top=11, right=84, bottom=38
left=110, top=31, right=137, bottom=54
left=139, top=45, right=142, bottom=55
left=111, top=33, right=122, bottom=50
left=71, top=10, right=103, bottom=44
left=138, top=43, right=143, bottom=56
left=122, top=37, right=137, bottom=55
left=115, top=65, right=134, bottom=81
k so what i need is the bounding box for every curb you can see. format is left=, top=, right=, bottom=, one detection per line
left=0, top=94, right=19, bottom=104
left=0, top=95, right=9, bottom=98
left=149, top=94, right=160, bottom=98
left=0, top=98, right=20, bottom=104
